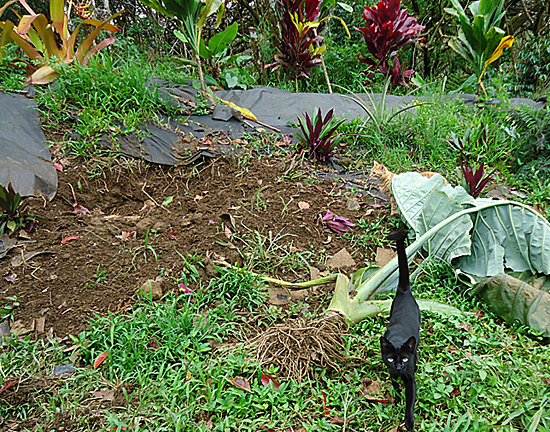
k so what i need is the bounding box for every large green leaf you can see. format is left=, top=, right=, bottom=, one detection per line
left=207, top=22, right=237, bottom=55
left=459, top=198, right=550, bottom=276
left=392, top=173, right=550, bottom=278
left=473, top=274, right=550, bottom=337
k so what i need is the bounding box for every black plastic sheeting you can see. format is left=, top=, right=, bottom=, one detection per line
left=0, top=92, right=57, bottom=199
left=0, top=81, right=546, bottom=197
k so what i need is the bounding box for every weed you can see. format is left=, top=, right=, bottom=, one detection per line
left=344, top=217, right=390, bottom=253
left=200, top=266, right=267, bottom=312
left=0, top=182, right=35, bottom=235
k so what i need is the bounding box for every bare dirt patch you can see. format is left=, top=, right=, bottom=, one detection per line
left=0, top=153, right=391, bottom=340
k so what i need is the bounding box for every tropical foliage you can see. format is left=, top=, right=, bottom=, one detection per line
left=0, top=0, right=121, bottom=84
left=355, top=0, right=424, bottom=88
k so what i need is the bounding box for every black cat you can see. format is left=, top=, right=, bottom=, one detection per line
left=380, top=231, right=421, bottom=431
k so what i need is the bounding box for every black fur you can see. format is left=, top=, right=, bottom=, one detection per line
left=381, top=231, right=421, bottom=431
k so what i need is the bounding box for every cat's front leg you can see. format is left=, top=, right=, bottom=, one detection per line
left=403, top=375, right=417, bottom=431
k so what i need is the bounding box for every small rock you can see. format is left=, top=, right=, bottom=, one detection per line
left=326, top=248, right=356, bottom=269
left=138, top=279, right=163, bottom=300
left=268, top=286, right=291, bottom=305
left=53, top=364, right=75, bottom=375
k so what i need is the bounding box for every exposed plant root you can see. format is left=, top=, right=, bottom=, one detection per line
left=247, top=315, right=352, bottom=382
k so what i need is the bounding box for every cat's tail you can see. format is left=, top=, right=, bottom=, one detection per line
left=387, top=231, right=410, bottom=291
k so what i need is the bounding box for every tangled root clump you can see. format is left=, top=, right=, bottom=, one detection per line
left=248, top=315, right=352, bottom=382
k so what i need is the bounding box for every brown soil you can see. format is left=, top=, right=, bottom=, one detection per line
left=0, top=152, right=391, bottom=340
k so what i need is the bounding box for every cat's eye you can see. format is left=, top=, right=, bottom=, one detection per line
left=402, top=358, right=409, bottom=362
left=387, top=358, right=394, bottom=363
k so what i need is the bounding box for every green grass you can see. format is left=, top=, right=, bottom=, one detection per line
left=2, top=264, right=549, bottom=431
left=36, top=51, right=187, bottom=157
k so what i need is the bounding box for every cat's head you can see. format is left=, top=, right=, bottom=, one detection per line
left=369, top=160, right=389, bottom=179
left=380, top=336, right=416, bottom=374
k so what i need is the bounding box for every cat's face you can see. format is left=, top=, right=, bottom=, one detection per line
left=369, top=160, right=389, bottom=179
left=380, top=336, right=416, bottom=375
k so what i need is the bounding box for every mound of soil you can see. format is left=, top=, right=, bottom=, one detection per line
left=0, top=153, right=391, bottom=339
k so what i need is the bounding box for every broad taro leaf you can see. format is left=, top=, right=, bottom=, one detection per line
left=459, top=198, right=550, bottom=277
left=392, top=172, right=474, bottom=261
left=473, top=273, right=550, bottom=337
left=392, top=173, right=550, bottom=278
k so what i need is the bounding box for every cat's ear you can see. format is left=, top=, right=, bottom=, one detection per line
left=380, top=336, right=392, bottom=352
left=404, top=336, right=417, bottom=351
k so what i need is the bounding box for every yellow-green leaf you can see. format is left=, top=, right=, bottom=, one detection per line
left=25, top=65, right=59, bottom=84
left=485, top=35, right=514, bottom=67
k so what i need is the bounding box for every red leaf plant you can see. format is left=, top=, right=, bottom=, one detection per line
left=355, top=0, right=424, bottom=88
left=378, top=56, right=415, bottom=88
left=296, top=108, right=344, bottom=162
left=449, top=124, right=495, bottom=198
left=266, top=0, right=324, bottom=87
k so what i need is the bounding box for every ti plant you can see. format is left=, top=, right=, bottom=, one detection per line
left=449, top=125, right=494, bottom=198
left=458, top=158, right=493, bottom=198
left=355, top=0, right=424, bottom=88
left=296, top=108, right=344, bottom=162
left=0, top=182, right=35, bottom=235
left=445, top=0, right=514, bottom=96
left=266, top=0, right=325, bottom=92
left=0, top=0, right=122, bottom=84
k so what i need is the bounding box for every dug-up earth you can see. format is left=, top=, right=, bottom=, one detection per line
left=0, top=150, right=394, bottom=341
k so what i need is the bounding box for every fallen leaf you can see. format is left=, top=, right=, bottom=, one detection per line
left=459, top=321, right=474, bottom=333
left=361, top=378, right=382, bottom=395
left=61, top=235, right=81, bottom=244
left=322, top=211, right=354, bottom=234
left=3, top=271, right=17, bottom=283
left=331, top=414, right=354, bottom=424
left=361, top=378, right=392, bottom=403
left=53, top=162, right=63, bottom=171
left=321, top=390, right=331, bottom=416
left=228, top=376, right=251, bottom=392
left=376, top=247, right=396, bottom=267
left=169, top=231, right=179, bottom=240
left=326, top=248, right=356, bottom=269
left=73, top=203, right=91, bottom=216
left=0, top=380, right=18, bottom=395
left=298, top=201, right=310, bottom=210
left=93, top=351, right=108, bottom=369
left=148, top=338, right=159, bottom=350
left=474, top=309, right=485, bottom=319
left=450, top=386, right=461, bottom=397
left=261, top=373, right=280, bottom=390
left=363, top=208, right=375, bottom=216
left=224, top=226, right=232, bottom=238
left=140, top=200, right=155, bottom=211
left=162, top=196, right=174, bottom=206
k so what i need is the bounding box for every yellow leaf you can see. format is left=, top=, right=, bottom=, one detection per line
left=485, top=35, right=514, bottom=67
left=218, top=98, right=258, bottom=122
left=478, top=35, right=514, bottom=97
